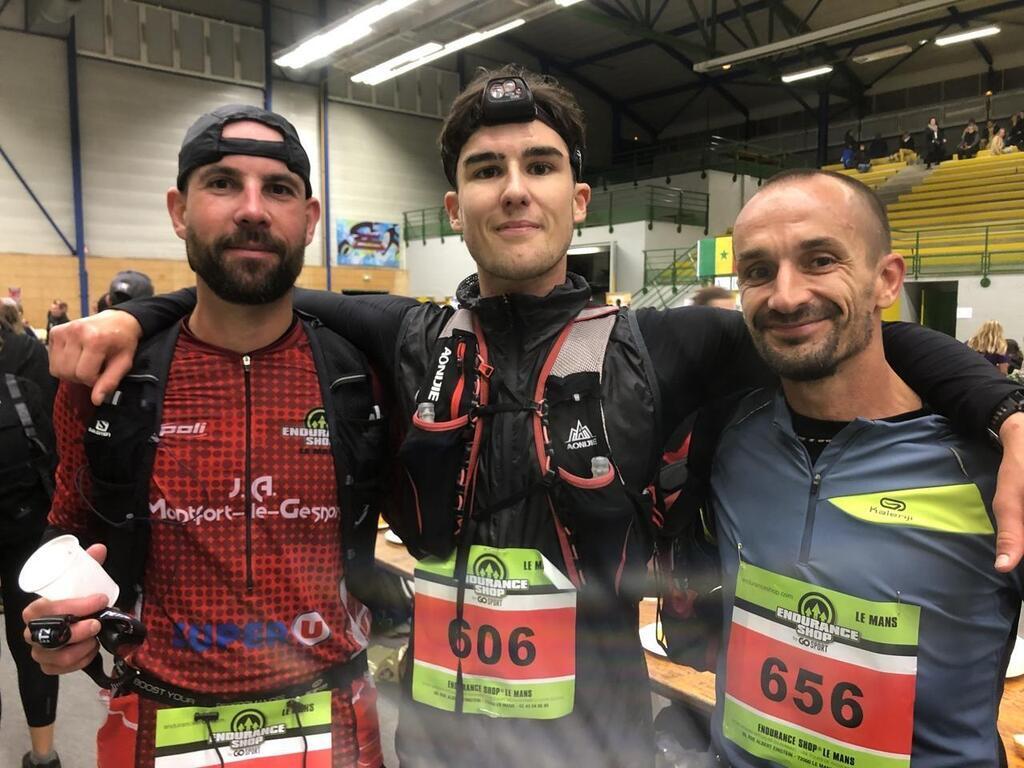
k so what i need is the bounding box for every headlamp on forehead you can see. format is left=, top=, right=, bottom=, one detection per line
left=442, top=76, right=584, bottom=187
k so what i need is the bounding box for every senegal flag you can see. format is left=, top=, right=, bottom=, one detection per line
left=697, top=236, right=734, bottom=278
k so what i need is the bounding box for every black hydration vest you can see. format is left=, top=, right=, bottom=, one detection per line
left=81, top=314, right=389, bottom=611
left=0, top=373, right=56, bottom=531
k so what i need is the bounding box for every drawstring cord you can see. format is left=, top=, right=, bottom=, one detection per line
left=194, top=712, right=225, bottom=768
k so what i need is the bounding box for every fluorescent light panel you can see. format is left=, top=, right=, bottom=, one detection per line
left=781, top=65, right=833, bottom=83
left=352, top=19, right=526, bottom=86
left=851, top=44, right=913, bottom=64
left=567, top=246, right=603, bottom=255
left=275, top=0, right=421, bottom=70
left=934, top=26, right=1000, bottom=46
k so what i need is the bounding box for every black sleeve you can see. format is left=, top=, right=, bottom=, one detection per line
left=19, top=337, right=57, bottom=413
left=292, top=289, right=418, bottom=383
left=638, top=306, right=1022, bottom=444
left=116, top=288, right=197, bottom=338
left=880, top=321, right=1022, bottom=437
left=635, top=306, right=776, bottom=445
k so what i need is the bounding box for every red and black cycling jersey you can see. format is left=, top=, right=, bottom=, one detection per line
left=50, top=318, right=372, bottom=694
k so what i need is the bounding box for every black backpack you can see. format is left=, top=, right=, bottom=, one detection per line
left=81, top=315, right=390, bottom=611
left=0, top=373, right=56, bottom=536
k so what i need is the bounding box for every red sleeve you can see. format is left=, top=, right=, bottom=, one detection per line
left=48, top=381, right=103, bottom=543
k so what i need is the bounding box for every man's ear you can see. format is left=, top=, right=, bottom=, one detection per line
left=305, top=197, right=322, bottom=246
left=876, top=252, right=906, bottom=310
left=444, top=190, right=462, bottom=232
left=572, top=182, right=591, bottom=225
left=167, top=187, right=188, bottom=241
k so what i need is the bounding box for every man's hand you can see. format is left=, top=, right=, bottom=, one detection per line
left=994, top=412, right=1024, bottom=572
left=22, top=544, right=108, bottom=674
left=49, top=311, right=142, bottom=406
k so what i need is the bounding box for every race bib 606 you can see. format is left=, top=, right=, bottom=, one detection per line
left=412, top=545, right=577, bottom=719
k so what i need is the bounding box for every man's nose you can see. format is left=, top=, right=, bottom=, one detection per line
left=234, top=182, right=270, bottom=227
left=500, top=165, right=531, bottom=209
left=766, top=262, right=812, bottom=314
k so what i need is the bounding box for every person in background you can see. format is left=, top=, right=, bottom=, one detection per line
left=868, top=132, right=888, bottom=160
left=855, top=142, right=872, bottom=173
left=45, top=301, right=69, bottom=341
left=94, top=294, right=112, bottom=314
left=107, top=270, right=154, bottom=306
left=923, top=116, right=946, bottom=169
left=891, top=130, right=916, bottom=162
left=843, top=129, right=857, bottom=151
left=957, top=119, right=981, bottom=159
left=990, top=126, right=1012, bottom=156
left=1010, top=111, right=1024, bottom=151
left=0, top=314, right=61, bottom=768
left=982, top=119, right=997, bottom=149
left=691, top=285, right=736, bottom=310
left=969, top=320, right=1011, bottom=374
left=1007, top=338, right=1022, bottom=375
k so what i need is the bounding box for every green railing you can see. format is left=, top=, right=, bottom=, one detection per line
left=632, top=245, right=702, bottom=310
left=594, top=135, right=802, bottom=188
left=403, top=185, right=709, bottom=244
left=892, top=222, right=1024, bottom=279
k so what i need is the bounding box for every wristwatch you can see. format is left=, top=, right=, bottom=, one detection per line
left=988, top=390, right=1024, bottom=444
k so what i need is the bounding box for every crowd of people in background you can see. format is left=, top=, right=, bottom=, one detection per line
left=841, top=110, right=1024, bottom=171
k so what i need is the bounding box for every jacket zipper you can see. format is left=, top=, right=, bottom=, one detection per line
left=242, top=354, right=254, bottom=592
left=798, top=471, right=822, bottom=565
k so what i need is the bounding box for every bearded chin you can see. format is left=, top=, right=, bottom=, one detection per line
left=186, top=230, right=304, bottom=305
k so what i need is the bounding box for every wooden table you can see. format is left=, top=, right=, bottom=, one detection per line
left=374, top=531, right=1024, bottom=764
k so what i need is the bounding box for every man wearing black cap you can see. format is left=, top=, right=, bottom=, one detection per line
left=108, top=271, right=154, bottom=306
left=25, top=105, right=387, bottom=767
left=44, top=69, right=1024, bottom=767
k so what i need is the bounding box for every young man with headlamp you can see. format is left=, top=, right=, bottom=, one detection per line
left=45, top=68, right=1024, bottom=767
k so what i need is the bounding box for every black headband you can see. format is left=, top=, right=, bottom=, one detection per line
left=177, top=104, right=312, bottom=198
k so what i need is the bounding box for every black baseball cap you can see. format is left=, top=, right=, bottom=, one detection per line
left=177, top=104, right=312, bottom=198
left=109, top=270, right=154, bottom=305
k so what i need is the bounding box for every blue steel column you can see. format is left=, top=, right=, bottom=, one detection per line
left=322, top=81, right=332, bottom=291
left=67, top=17, right=89, bottom=318
left=262, top=0, right=273, bottom=110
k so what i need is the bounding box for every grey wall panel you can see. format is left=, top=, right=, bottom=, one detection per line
left=78, top=57, right=260, bottom=259
left=328, top=101, right=450, bottom=266
left=272, top=80, right=324, bottom=266
left=0, top=30, right=74, bottom=255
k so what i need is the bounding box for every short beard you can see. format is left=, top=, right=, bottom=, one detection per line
left=186, top=226, right=303, bottom=306
left=750, top=300, right=874, bottom=382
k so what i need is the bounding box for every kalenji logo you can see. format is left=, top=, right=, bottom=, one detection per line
left=566, top=419, right=598, bottom=450
left=160, top=422, right=208, bottom=436
left=292, top=611, right=331, bottom=646
left=88, top=419, right=111, bottom=438
left=427, top=346, right=452, bottom=402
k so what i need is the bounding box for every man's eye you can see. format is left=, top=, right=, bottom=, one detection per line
left=740, top=265, right=771, bottom=284
left=809, top=254, right=836, bottom=269
left=208, top=178, right=234, bottom=190
left=529, top=162, right=554, bottom=175
left=269, top=183, right=295, bottom=196
left=472, top=166, right=501, bottom=179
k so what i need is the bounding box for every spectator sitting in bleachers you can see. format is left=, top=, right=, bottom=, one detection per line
left=843, top=129, right=857, bottom=150
left=990, top=126, right=1013, bottom=156
left=957, top=119, right=981, bottom=159
left=869, top=133, right=888, bottom=159
left=968, top=320, right=1011, bottom=374
left=923, top=116, right=946, bottom=168
left=855, top=143, right=872, bottom=173
left=890, top=130, right=916, bottom=162
left=840, top=144, right=856, bottom=169
left=981, top=119, right=996, bottom=148
left=1007, top=338, right=1022, bottom=375
left=1011, top=111, right=1024, bottom=150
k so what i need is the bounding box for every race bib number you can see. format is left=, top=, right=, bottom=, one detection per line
left=723, top=563, right=920, bottom=768
left=153, top=691, right=332, bottom=768
left=412, top=545, right=577, bottom=719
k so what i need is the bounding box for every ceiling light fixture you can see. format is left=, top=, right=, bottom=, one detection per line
left=851, top=44, right=914, bottom=64
left=934, top=25, right=1000, bottom=46
left=352, top=19, right=526, bottom=85
left=567, top=246, right=603, bottom=255
left=275, top=0, right=421, bottom=70
left=555, top=0, right=586, bottom=5
left=780, top=65, right=833, bottom=83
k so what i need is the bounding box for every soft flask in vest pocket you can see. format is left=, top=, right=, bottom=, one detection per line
left=397, top=332, right=481, bottom=558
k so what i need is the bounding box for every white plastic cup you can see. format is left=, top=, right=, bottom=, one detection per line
left=19, top=535, right=119, bottom=606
